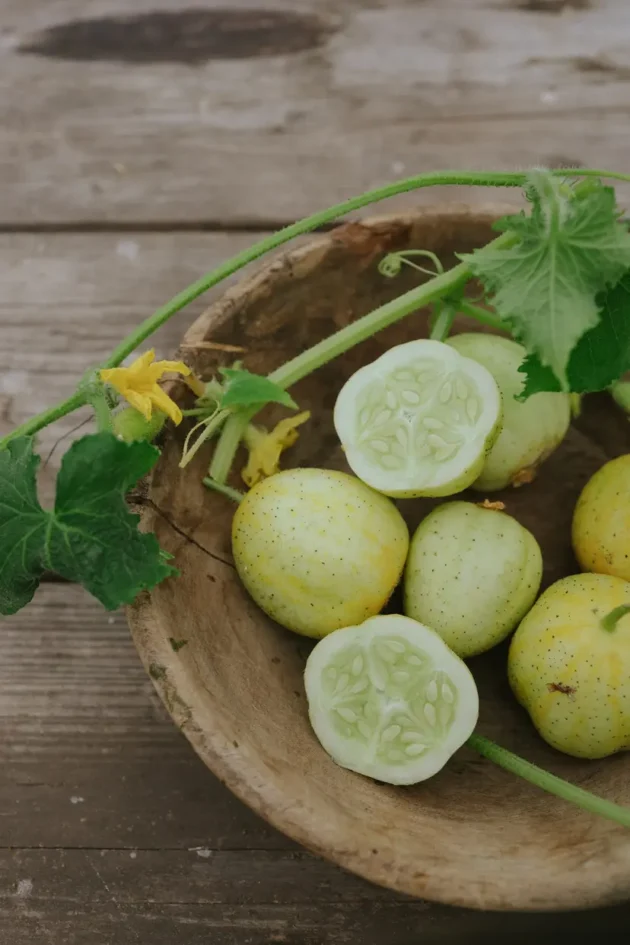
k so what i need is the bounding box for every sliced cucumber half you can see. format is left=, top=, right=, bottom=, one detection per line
left=333, top=340, right=501, bottom=497
left=304, top=614, right=479, bottom=785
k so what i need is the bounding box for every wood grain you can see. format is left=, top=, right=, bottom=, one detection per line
left=0, top=584, right=289, bottom=851
left=2, top=0, right=630, bottom=224
left=0, top=231, right=269, bottom=501
left=2, top=852, right=630, bottom=945
left=7, top=587, right=630, bottom=942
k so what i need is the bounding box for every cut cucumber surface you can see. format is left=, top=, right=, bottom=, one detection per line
left=333, top=340, right=501, bottom=497
left=304, top=614, right=479, bottom=785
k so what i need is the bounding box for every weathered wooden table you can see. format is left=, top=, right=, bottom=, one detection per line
left=2, top=1, right=630, bottom=941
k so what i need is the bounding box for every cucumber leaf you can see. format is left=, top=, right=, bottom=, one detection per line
left=0, top=433, right=176, bottom=616
left=0, top=437, right=49, bottom=614
left=461, top=172, right=630, bottom=389
left=219, top=368, right=297, bottom=410
left=518, top=272, right=630, bottom=397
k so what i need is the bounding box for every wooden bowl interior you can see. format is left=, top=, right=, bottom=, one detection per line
left=129, top=206, right=630, bottom=911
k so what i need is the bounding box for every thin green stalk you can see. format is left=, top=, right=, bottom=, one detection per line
left=601, top=605, right=630, bottom=633
left=209, top=408, right=256, bottom=484
left=267, top=258, right=476, bottom=390
left=211, top=231, right=516, bottom=481
left=429, top=304, right=456, bottom=341
left=104, top=172, right=533, bottom=372
left=4, top=167, right=630, bottom=449
left=202, top=477, right=244, bottom=503
left=179, top=409, right=229, bottom=469
left=468, top=733, right=630, bottom=828
left=457, top=299, right=504, bottom=330
left=379, top=249, right=444, bottom=279
left=181, top=408, right=215, bottom=418
left=0, top=390, right=87, bottom=446
left=87, top=390, right=114, bottom=433
left=211, top=260, right=470, bottom=483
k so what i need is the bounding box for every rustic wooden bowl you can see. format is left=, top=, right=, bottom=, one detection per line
left=128, top=205, right=630, bottom=912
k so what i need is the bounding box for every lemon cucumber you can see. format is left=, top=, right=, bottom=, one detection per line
left=304, top=614, right=479, bottom=785
left=333, top=340, right=501, bottom=498
left=448, top=333, right=571, bottom=491
left=232, top=468, right=409, bottom=639
left=572, top=454, right=630, bottom=583
left=509, top=574, right=630, bottom=759
left=404, top=501, right=543, bottom=658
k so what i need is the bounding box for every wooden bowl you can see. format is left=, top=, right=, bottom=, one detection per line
left=128, top=206, right=630, bottom=912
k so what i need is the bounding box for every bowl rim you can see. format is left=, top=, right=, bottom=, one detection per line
left=128, top=202, right=629, bottom=914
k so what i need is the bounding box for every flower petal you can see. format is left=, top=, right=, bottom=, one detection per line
left=272, top=411, right=311, bottom=447
left=156, top=359, right=192, bottom=377
left=124, top=390, right=153, bottom=421
left=149, top=385, right=183, bottom=426
left=241, top=411, right=310, bottom=487
left=182, top=374, right=207, bottom=398
left=137, top=349, right=156, bottom=368
left=99, top=367, right=130, bottom=395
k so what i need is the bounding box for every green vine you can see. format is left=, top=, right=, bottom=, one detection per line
left=3, top=166, right=629, bottom=449
left=3, top=166, right=630, bottom=830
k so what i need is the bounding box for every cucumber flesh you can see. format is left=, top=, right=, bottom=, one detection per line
left=333, top=339, right=501, bottom=498
left=304, top=614, right=479, bottom=785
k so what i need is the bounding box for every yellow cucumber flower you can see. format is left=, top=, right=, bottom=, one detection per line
left=100, top=349, right=192, bottom=426
left=242, top=411, right=311, bottom=488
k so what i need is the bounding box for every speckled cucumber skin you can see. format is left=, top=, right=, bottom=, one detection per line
left=404, top=501, right=543, bottom=658
left=572, top=454, right=630, bottom=582
left=232, top=468, right=409, bottom=639
left=508, top=574, right=630, bottom=759
left=448, top=333, right=571, bottom=491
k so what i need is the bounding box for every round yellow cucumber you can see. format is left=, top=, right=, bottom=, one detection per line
left=232, top=468, right=409, bottom=638
left=509, top=573, right=630, bottom=759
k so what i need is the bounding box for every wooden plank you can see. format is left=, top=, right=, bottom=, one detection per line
left=0, top=231, right=267, bottom=502
left=0, top=583, right=289, bottom=850
left=2, top=0, right=630, bottom=224
left=2, top=849, right=630, bottom=944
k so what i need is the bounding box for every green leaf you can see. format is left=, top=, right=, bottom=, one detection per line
left=518, top=272, right=630, bottom=397
left=0, top=433, right=177, bottom=616
left=0, top=438, right=49, bottom=614
left=219, top=368, right=297, bottom=410
left=461, top=172, right=630, bottom=388
left=517, top=354, right=562, bottom=399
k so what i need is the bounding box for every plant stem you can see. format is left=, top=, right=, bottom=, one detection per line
left=467, top=733, right=630, bottom=828
left=179, top=409, right=230, bottom=469
left=268, top=237, right=515, bottom=390
left=601, top=605, right=630, bottom=633
left=268, top=259, right=476, bottom=390
left=457, top=299, right=504, bottom=330
left=104, top=173, right=530, bottom=372
left=429, top=304, right=456, bottom=341
left=181, top=408, right=214, bottom=418
left=202, top=477, right=244, bottom=503
left=0, top=390, right=87, bottom=447
left=4, top=167, right=630, bottom=449
left=211, top=231, right=516, bottom=482
left=209, top=408, right=256, bottom=484
left=88, top=391, right=114, bottom=433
